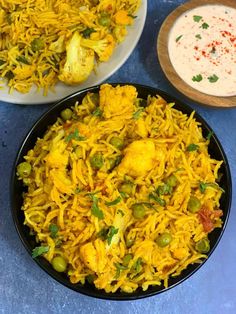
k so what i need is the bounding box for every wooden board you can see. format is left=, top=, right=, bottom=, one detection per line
left=157, top=0, right=236, bottom=107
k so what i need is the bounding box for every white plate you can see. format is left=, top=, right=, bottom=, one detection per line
left=1, top=1, right=147, bottom=105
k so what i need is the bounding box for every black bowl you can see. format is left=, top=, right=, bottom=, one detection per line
left=11, top=83, right=232, bottom=300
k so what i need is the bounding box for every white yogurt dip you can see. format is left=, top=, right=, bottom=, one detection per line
left=168, top=5, right=236, bottom=97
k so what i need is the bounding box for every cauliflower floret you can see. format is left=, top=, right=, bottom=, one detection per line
left=49, top=169, right=74, bottom=195
left=172, top=248, right=189, bottom=260
left=113, top=25, right=127, bottom=43
left=117, top=140, right=156, bottom=177
left=99, top=84, right=137, bottom=118
left=58, top=32, right=94, bottom=85
left=49, top=35, right=65, bottom=53
left=81, top=34, right=115, bottom=62
left=80, top=239, right=107, bottom=273
left=114, top=10, right=133, bottom=25
left=135, top=118, right=148, bottom=138
left=44, top=130, right=69, bottom=168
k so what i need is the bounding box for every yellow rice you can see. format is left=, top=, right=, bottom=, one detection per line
left=0, top=0, right=140, bottom=94
left=17, top=84, right=224, bottom=293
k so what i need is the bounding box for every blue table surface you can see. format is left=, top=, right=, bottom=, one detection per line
left=0, top=1, right=235, bottom=313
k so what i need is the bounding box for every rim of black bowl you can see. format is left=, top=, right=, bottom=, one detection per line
left=10, top=83, right=232, bottom=300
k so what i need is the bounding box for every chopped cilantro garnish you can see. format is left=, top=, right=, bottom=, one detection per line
left=176, top=35, right=183, bottom=42
left=97, top=228, right=109, bottom=240
left=133, top=107, right=144, bottom=120
left=192, top=74, right=203, bottom=82
left=133, top=257, right=143, bottom=273
left=119, top=191, right=128, bottom=199
left=105, top=196, right=122, bottom=206
left=107, top=226, right=119, bottom=245
left=16, top=56, right=31, bottom=65
left=195, top=34, right=202, bottom=39
left=208, top=74, right=219, bottom=83
left=128, top=13, right=137, bottom=19
left=199, top=181, right=224, bottom=193
left=201, top=22, right=209, bottom=29
left=206, top=131, right=214, bottom=141
left=49, top=224, right=59, bottom=238
left=97, top=226, right=119, bottom=245
left=32, top=246, right=49, bottom=258
left=193, top=15, right=202, bottom=22
left=65, top=128, right=86, bottom=142
left=149, top=193, right=166, bottom=206
left=75, top=187, right=82, bottom=194
left=156, top=183, right=172, bottom=196
left=187, top=143, right=199, bottom=152
left=82, top=27, right=96, bottom=38
left=89, top=194, right=104, bottom=219
left=115, top=262, right=128, bottom=278
left=92, top=107, right=103, bottom=117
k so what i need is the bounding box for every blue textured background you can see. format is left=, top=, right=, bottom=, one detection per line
left=0, top=1, right=235, bottom=313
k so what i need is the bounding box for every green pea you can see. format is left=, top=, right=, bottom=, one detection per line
left=195, top=238, right=210, bottom=253
left=156, top=233, right=172, bottom=248
left=123, top=254, right=133, bottom=266
left=132, top=203, right=146, bottom=219
left=60, top=108, right=73, bottom=121
left=90, top=152, right=104, bottom=169
left=109, top=136, right=124, bottom=150
left=74, top=146, right=83, bottom=159
left=52, top=256, right=67, bottom=272
left=187, top=196, right=201, bottom=213
left=98, top=13, right=111, bottom=26
left=165, top=174, right=178, bottom=187
left=119, top=182, right=133, bottom=196
left=17, top=162, right=32, bottom=178
left=31, top=38, right=44, bottom=52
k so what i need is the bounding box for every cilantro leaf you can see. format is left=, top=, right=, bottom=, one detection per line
left=206, top=131, right=214, bottom=141
left=149, top=193, right=166, bottom=206
left=49, top=224, right=59, bottom=238
left=192, top=74, right=203, bottom=82
left=75, top=187, right=82, bottom=194
left=90, top=195, right=104, bottom=219
left=92, top=107, right=103, bottom=117
left=32, top=246, right=49, bottom=258
left=119, top=191, right=128, bottom=199
left=187, top=143, right=199, bottom=152
left=16, top=56, right=31, bottom=65
left=132, top=257, right=143, bottom=273
left=115, top=262, right=128, bottom=278
left=195, top=34, right=202, bottom=39
left=133, top=107, right=144, bottom=120
left=176, top=35, right=183, bottom=42
left=107, top=226, right=119, bottom=245
left=208, top=74, right=219, bottom=83
left=193, top=15, right=202, bottom=22
left=105, top=196, right=122, bottom=206
left=156, top=183, right=172, bottom=196
left=97, top=228, right=109, bottom=240
left=65, top=128, right=86, bottom=143
left=0, top=59, right=6, bottom=66
left=199, top=181, right=224, bottom=193
left=201, top=22, right=209, bottom=29
left=82, top=27, right=96, bottom=38
left=128, top=13, right=137, bottom=19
